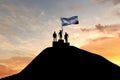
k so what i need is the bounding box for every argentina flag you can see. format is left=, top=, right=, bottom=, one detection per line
left=61, top=16, right=79, bottom=26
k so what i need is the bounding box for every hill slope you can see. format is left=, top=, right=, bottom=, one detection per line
left=1, top=46, right=120, bottom=80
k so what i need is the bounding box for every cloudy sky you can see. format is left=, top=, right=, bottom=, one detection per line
left=0, top=0, right=120, bottom=78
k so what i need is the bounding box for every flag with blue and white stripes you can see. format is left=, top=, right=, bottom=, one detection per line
left=61, top=16, right=79, bottom=26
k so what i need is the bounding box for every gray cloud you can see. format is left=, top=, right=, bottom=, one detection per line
left=80, top=24, right=120, bottom=39
left=95, top=24, right=120, bottom=33
left=0, top=2, right=53, bottom=59
left=116, top=11, right=120, bottom=16
left=92, top=0, right=120, bottom=5
left=92, top=0, right=109, bottom=4
left=112, top=0, right=120, bottom=5
left=114, top=8, right=120, bottom=17
left=0, top=1, right=52, bottom=43
left=80, top=24, right=120, bottom=34
left=92, top=0, right=120, bottom=18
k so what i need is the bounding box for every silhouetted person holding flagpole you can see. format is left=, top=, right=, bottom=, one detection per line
left=64, top=32, right=69, bottom=43
left=58, top=29, right=63, bottom=40
left=53, top=31, right=57, bottom=41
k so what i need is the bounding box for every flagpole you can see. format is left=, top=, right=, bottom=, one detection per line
left=61, top=25, right=63, bottom=41
left=61, top=26, right=63, bottom=32
left=61, top=17, right=63, bottom=33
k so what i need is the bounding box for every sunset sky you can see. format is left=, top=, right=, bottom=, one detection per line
left=0, top=0, right=120, bottom=78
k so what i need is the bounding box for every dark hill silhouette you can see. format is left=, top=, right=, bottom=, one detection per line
left=1, top=45, right=120, bottom=80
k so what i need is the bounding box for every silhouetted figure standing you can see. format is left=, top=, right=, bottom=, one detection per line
left=58, top=29, right=63, bottom=40
left=53, top=31, right=57, bottom=41
left=64, top=32, right=69, bottom=43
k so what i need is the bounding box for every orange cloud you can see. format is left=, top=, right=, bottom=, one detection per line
left=81, top=37, right=120, bottom=66
left=0, top=64, right=16, bottom=78
left=0, top=56, right=34, bottom=78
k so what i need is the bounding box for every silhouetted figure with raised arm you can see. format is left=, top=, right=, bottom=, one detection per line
left=58, top=29, right=63, bottom=40
left=64, top=32, right=69, bottom=43
left=53, top=31, right=57, bottom=41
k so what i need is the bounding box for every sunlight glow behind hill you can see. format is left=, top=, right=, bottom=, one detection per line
left=81, top=37, right=120, bottom=66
